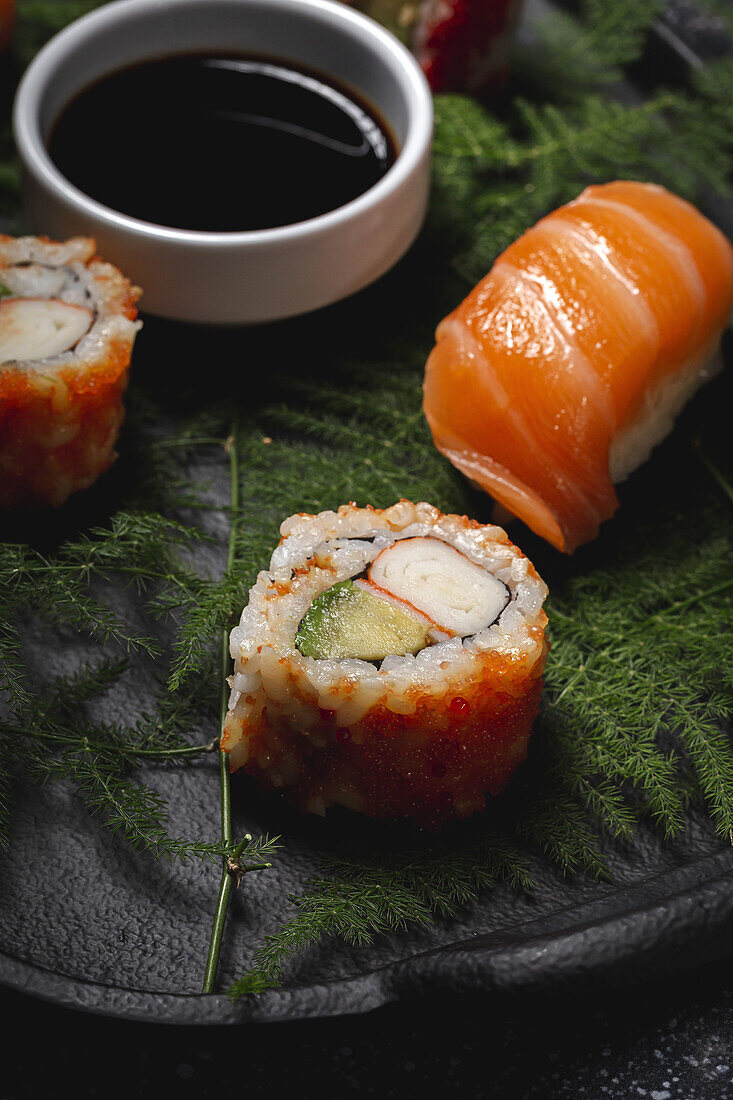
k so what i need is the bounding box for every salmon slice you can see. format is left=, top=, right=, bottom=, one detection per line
left=423, top=181, right=733, bottom=553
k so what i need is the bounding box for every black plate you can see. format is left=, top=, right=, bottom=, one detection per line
left=3, top=0, right=733, bottom=1025
left=3, top=359, right=733, bottom=1025
left=3, top=748, right=733, bottom=1024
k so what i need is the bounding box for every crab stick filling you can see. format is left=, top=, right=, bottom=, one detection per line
left=0, top=298, right=93, bottom=364
left=368, top=537, right=509, bottom=636
left=295, top=537, right=510, bottom=662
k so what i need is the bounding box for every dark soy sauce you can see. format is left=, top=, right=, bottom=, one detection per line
left=48, top=55, right=396, bottom=232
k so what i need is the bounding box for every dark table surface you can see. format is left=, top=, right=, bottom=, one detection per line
left=4, top=3, right=733, bottom=1097
left=5, top=953, right=733, bottom=1099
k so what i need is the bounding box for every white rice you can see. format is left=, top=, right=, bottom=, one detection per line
left=609, top=337, right=723, bottom=483
left=226, top=501, right=548, bottom=735
left=0, top=235, right=141, bottom=374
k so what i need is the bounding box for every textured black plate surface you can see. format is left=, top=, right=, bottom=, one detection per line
left=3, top=366, right=733, bottom=1026
left=3, top=754, right=733, bottom=1024
left=3, top=0, right=733, bottom=1027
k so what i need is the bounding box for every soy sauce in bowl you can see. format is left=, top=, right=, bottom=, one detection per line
left=47, top=54, right=396, bottom=232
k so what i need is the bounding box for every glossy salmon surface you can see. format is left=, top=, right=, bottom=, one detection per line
left=423, top=182, right=733, bottom=552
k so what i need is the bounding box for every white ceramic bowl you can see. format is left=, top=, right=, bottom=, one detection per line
left=13, top=0, right=432, bottom=324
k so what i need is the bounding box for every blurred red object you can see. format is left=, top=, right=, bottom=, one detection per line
left=0, top=0, right=15, bottom=52
left=414, top=0, right=523, bottom=94
left=349, top=1, right=523, bottom=95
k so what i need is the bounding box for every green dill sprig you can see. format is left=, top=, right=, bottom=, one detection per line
left=432, top=45, right=733, bottom=283
left=229, top=838, right=532, bottom=998
left=165, top=569, right=250, bottom=692
left=541, top=505, right=733, bottom=844
left=0, top=737, right=12, bottom=852
left=514, top=0, right=665, bottom=99
left=0, top=653, right=225, bottom=859
left=0, top=512, right=212, bottom=676
left=0, top=714, right=223, bottom=861
left=44, top=745, right=221, bottom=861
left=0, top=616, right=33, bottom=714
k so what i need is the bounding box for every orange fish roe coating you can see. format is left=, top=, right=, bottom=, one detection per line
left=226, top=642, right=545, bottom=826
left=223, top=501, right=548, bottom=825
left=0, top=235, right=141, bottom=507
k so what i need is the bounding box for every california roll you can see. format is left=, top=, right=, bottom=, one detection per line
left=0, top=234, right=141, bottom=507
left=223, top=501, right=548, bottom=825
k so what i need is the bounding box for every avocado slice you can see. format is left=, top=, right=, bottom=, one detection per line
left=295, top=580, right=431, bottom=661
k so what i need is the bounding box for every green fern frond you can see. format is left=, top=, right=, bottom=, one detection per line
left=0, top=738, right=13, bottom=851
left=231, top=838, right=533, bottom=994
left=0, top=614, right=32, bottom=714
left=515, top=0, right=664, bottom=98
left=64, top=746, right=223, bottom=861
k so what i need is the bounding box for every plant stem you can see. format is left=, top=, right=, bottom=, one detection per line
left=202, top=430, right=241, bottom=995
left=6, top=725, right=215, bottom=759
left=152, top=436, right=228, bottom=450
left=695, top=443, right=733, bottom=509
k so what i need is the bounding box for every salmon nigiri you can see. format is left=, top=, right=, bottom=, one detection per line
left=423, top=181, right=733, bottom=553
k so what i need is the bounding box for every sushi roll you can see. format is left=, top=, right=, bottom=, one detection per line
left=222, top=501, right=548, bottom=825
left=423, top=181, right=733, bottom=553
left=0, top=235, right=141, bottom=508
